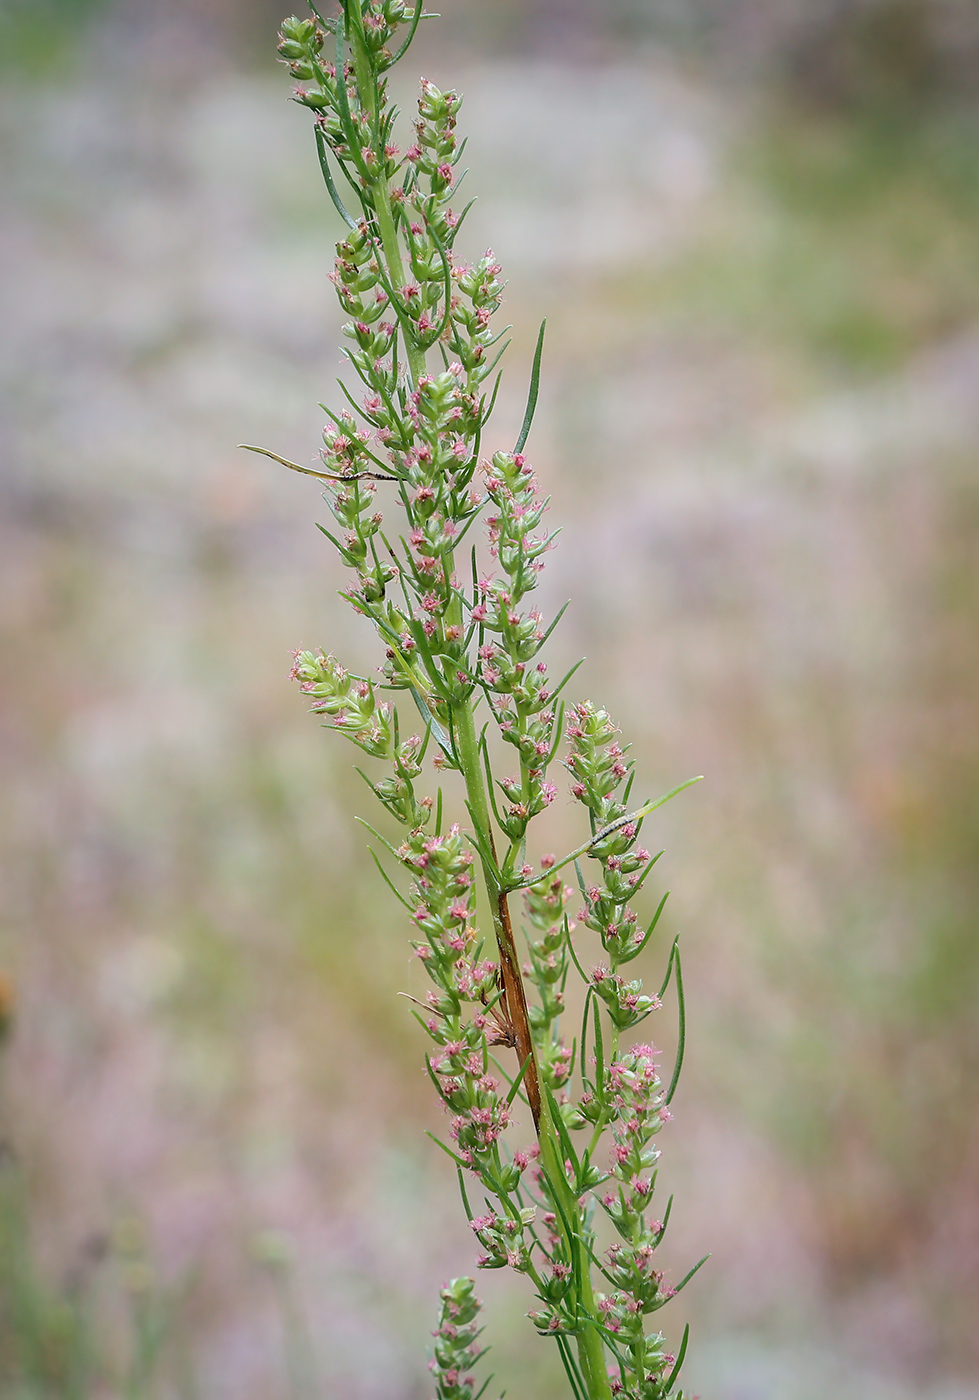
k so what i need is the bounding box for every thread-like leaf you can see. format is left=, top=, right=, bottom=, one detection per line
left=388, top=0, right=425, bottom=65
left=657, top=935, right=677, bottom=1001
left=505, top=777, right=703, bottom=893
left=456, top=1167, right=475, bottom=1222
left=425, top=1131, right=466, bottom=1168
left=506, top=1055, right=532, bottom=1107
left=480, top=369, right=504, bottom=426
left=664, top=1323, right=690, bottom=1393
left=629, top=849, right=665, bottom=898
left=424, top=1053, right=453, bottom=1106
left=366, top=847, right=413, bottom=911
left=354, top=816, right=403, bottom=864
left=592, top=995, right=605, bottom=1098
left=665, top=936, right=685, bottom=1105
left=314, top=126, right=358, bottom=228
left=617, top=889, right=670, bottom=965
left=447, top=196, right=477, bottom=246
left=513, top=319, right=547, bottom=454
left=543, top=1082, right=579, bottom=1179
left=578, top=985, right=594, bottom=1082
left=673, top=1255, right=709, bottom=1297
left=554, top=1335, right=587, bottom=1400
left=657, top=1193, right=674, bottom=1243
left=463, top=802, right=503, bottom=883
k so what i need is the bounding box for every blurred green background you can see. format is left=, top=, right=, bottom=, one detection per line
left=2, top=0, right=978, bottom=1396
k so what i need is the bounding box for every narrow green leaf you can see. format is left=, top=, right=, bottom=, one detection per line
left=657, top=935, right=677, bottom=1001
left=513, top=319, right=546, bottom=453
left=424, top=1053, right=453, bottom=1106
left=554, top=1335, right=587, bottom=1400
left=673, top=1255, right=709, bottom=1296
left=565, top=919, right=590, bottom=989
left=578, top=985, right=593, bottom=1082
left=479, top=732, right=506, bottom=832
left=506, top=778, right=703, bottom=893
left=543, top=1081, right=579, bottom=1179
left=617, top=889, right=670, bottom=965
left=428, top=221, right=454, bottom=340
left=657, top=1193, right=674, bottom=1242
left=314, top=521, right=345, bottom=552
left=535, top=1159, right=581, bottom=1291
left=366, top=847, right=413, bottom=911
left=353, top=816, right=403, bottom=864
left=425, top=1130, right=467, bottom=1168
left=481, top=368, right=504, bottom=426
left=488, top=1054, right=529, bottom=1109
left=545, top=699, right=565, bottom=765
left=629, top=849, right=664, bottom=898
left=388, top=0, right=424, bottom=64
left=406, top=682, right=454, bottom=762
left=664, top=1323, right=690, bottom=1392
left=483, top=336, right=512, bottom=381
left=447, top=196, right=477, bottom=246
left=314, top=126, right=358, bottom=228
left=456, top=1167, right=475, bottom=1223
left=463, top=802, right=503, bottom=882
left=665, top=937, right=685, bottom=1105
left=506, top=1055, right=532, bottom=1107
left=592, top=995, right=605, bottom=1095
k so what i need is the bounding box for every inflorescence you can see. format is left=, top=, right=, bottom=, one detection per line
left=263, top=6, right=705, bottom=1398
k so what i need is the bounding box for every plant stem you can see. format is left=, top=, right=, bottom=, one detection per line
left=447, top=651, right=612, bottom=1398
left=346, top=1, right=427, bottom=386
left=453, top=704, right=612, bottom=1400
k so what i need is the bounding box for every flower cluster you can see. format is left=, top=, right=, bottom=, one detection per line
left=469, top=1207, right=536, bottom=1272
left=399, top=825, right=527, bottom=1197
left=593, top=1046, right=681, bottom=1399
left=567, top=703, right=669, bottom=1025
left=429, top=1277, right=496, bottom=1400
left=522, top=869, right=577, bottom=1106
left=275, top=6, right=703, bottom=1397
left=475, top=451, right=560, bottom=845
left=290, top=649, right=430, bottom=825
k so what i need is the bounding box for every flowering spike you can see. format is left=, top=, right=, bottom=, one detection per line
left=264, top=6, right=706, bottom=1397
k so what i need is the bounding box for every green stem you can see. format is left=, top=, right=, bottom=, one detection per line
left=346, top=2, right=427, bottom=387
left=446, top=651, right=611, bottom=1399
left=535, top=1125, right=614, bottom=1400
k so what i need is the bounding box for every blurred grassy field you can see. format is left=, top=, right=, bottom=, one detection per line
left=1, top=1, right=978, bottom=1396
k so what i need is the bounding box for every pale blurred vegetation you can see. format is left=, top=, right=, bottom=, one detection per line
left=1, top=0, right=978, bottom=1396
